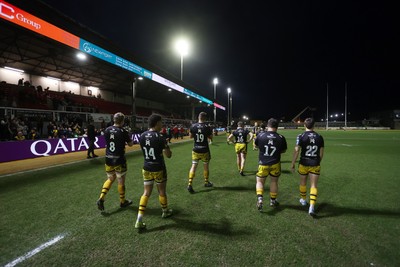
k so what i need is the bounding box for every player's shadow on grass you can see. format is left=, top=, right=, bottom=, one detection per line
left=140, top=210, right=251, bottom=236
left=312, top=202, right=400, bottom=219
left=87, top=158, right=104, bottom=165
left=242, top=171, right=257, bottom=176
left=259, top=205, right=289, bottom=216
left=213, top=185, right=253, bottom=191
left=100, top=205, right=137, bottom=217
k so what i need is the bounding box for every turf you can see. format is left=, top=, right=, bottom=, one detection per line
left=0, top=130, right=399, bottom=266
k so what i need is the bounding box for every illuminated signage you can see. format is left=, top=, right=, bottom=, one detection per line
left=0, top=0, right=80, bottom=48
left=213, top=102, right=226, bottom=110
left=0, top=0, right=226, bottom=110
left=152, top=73, right=184, bottom=92
left=79, top=39, right=152, bottom=78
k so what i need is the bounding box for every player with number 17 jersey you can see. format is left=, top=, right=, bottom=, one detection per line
left=256, top=131, right=287, bottom=166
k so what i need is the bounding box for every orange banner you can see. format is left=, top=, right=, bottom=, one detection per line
left=0, top=0, right=80, bottom=49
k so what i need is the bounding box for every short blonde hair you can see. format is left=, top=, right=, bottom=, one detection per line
left=113, top=112, right=125, bottom=125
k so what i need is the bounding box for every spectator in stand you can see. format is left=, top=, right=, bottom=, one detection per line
left=14, top=131, right=25, bottom=141
left=47, top=122, right=54, bottom=138
left=87, top=120, right=98, bottom=159
left=52, top=125, right=59, bottom=138
left=18, top=78, right=24, bottom=86
left=0, top=118, right=12, bottom=141
left=37, top=117, right=44, bottom=136
left=20, top=121, right=28, bottom=137
left=180, top=125, right=185, bottom=139
left=27, top=127, right=40, bottom=140
left=172, top=125, right=179, bottom=140
left=66, top=127, right=74, bottom=138
left=166, top=125, right=172, bottom=143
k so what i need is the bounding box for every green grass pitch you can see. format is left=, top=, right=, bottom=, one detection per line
left=1, top=130, right=400, bottom=266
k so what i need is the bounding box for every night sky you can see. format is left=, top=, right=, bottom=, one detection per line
left=40, top=0, right=400, bottom=121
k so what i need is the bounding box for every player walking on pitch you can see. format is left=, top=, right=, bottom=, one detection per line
left=291, top=117, right=324, bottom=216
left=135, top=114, right=172, bottom=229
left=227, top=121, right=253, bottom=176
left=96, top=112, right=133, bottom=211
left=254, top=118, right=287, bottom=210
left=187, top=112, right=213, bottom=193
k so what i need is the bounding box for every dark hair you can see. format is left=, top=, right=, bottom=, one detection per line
left=199, top=112, right=207, bottom=120
left=237, top=121, right=243, bottom=127
left=267, top=118, right=279, bottom=128
left=304, top=117, right=315, bottom=129
left=148, top=114, right=162, bottom=128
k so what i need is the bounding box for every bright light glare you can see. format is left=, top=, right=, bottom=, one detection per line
left=175, top=38, right=189, bottom=56
left=213, top=78, right=218, bottom=85
left=4, top=66, right=24, bottom=73
left=227, top=87, right=231, bottom=94
left=76, top=52, right=87, bottom=60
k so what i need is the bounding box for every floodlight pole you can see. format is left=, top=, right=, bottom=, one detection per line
left=345, top=82, right=348, bottom=128
left=229, top=92, right=232, bottom=126
left=131, top=79, right=137, bottom=130
left=180, top=54, right=184, bottom=80
left=227, top=88, right=231, bottom=126
left=213, top=78, right=218, bottom=125
left=326, top=83, right=329, bottom=130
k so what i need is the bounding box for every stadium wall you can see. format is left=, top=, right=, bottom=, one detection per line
left=0, top=133, right=141, bottom=163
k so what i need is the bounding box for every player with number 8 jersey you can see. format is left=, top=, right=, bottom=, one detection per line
left=96, top=112, right=134, bottom=212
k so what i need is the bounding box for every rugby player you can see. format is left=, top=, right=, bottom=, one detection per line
left=291, top=117, right=325, bottom=216
left=227, top=121, right=253, bottom=176
left=96, top=112, right=133, bottom=211
left=135, top=114, right=172, bottom=229
left=254, top=118, right=287, bottom=210
left=187, top=112, right=213, bottom=193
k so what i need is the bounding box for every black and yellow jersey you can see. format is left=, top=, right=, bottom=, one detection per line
left=104, top=125, right=132, bottom=166
left=232, top=127, right=251, bottom=144
left=190, top=122, right=212, bottom=153
left=255, top=131, right=287, bottom=165
left=296, top=131, right=324, bottom=166
left=139, top=130, right=168, bottom=172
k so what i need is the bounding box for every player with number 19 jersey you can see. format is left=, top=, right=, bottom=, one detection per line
left=104, top=125, right=132, bottom=166
left=296, top=131, right=324, bottom=166
left=139, top=130, right=168, bottom=172
left=190, top=123, right=212, bottom=154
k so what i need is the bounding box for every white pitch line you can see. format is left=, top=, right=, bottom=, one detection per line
left=4, top=234, right=66, bottom=267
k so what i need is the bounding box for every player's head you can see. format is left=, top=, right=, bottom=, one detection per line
left=113, top=112, right=125, bottom=126
left=267, top=118, right=279, bottom=129
left=198, top=112, right=207, bottom=122
left=304, top=117, right=315, bottom=129
left=237, top=121, right=243, bottom=127
left=254, top=122, right=258, bottom=127
left=148, top=114, right=162, bottom=130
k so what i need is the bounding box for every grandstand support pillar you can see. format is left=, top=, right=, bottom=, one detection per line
left=131, top=79, right=137, bottom=130
left=191, top=103, right=195, bottom=121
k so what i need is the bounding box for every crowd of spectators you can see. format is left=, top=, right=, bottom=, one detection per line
left=0, top=114, right=106, bottom=142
